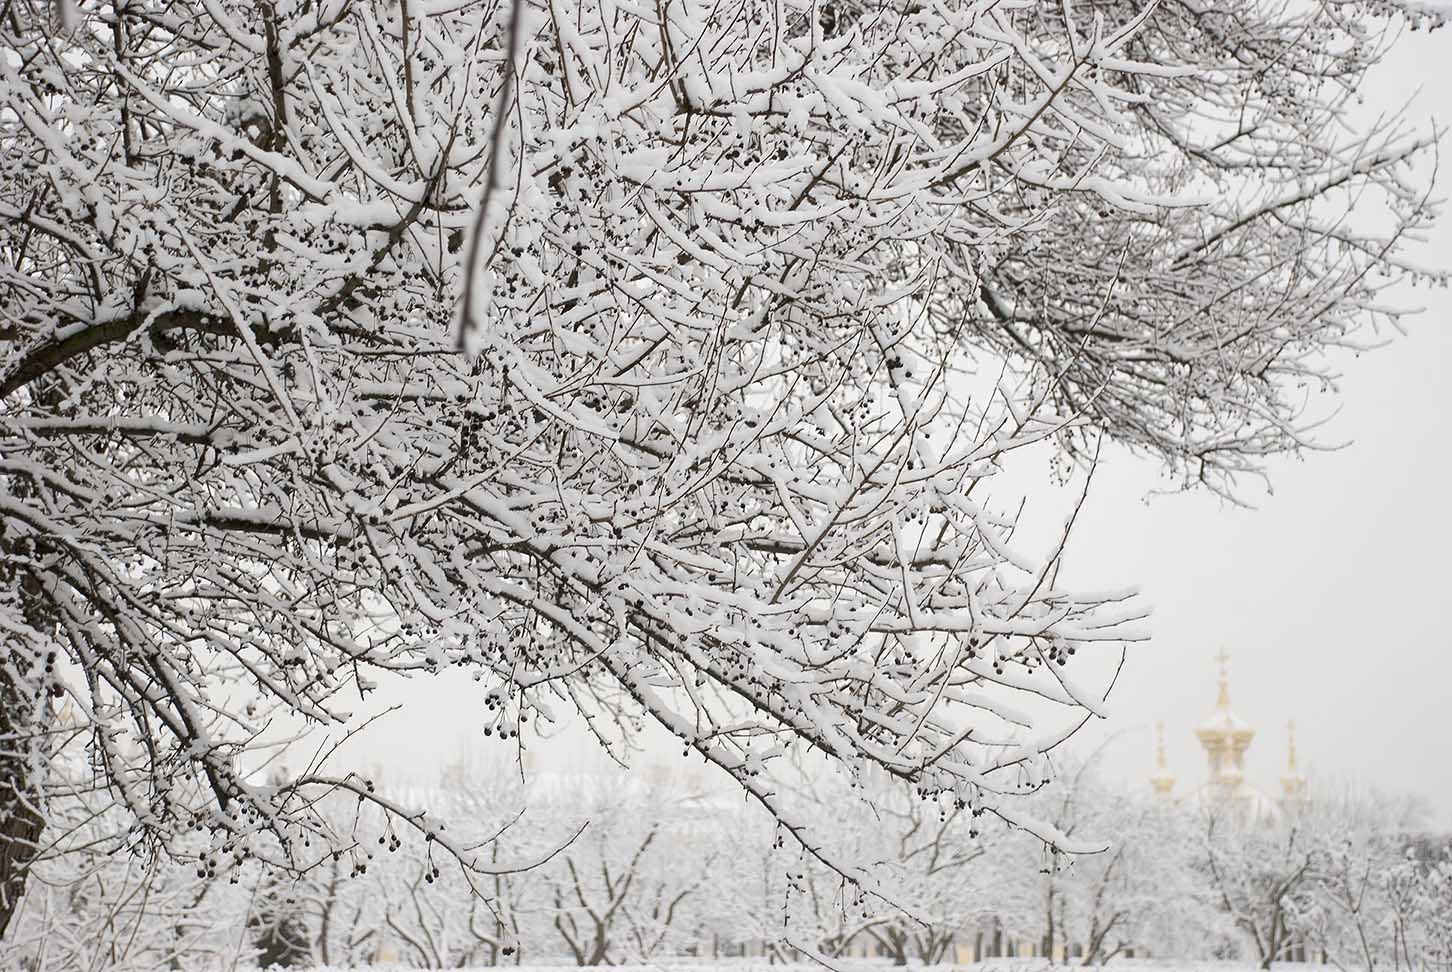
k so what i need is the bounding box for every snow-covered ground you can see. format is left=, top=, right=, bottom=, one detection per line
left=291, top=962, right=1334, bottom=972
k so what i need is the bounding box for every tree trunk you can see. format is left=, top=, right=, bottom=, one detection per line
left=0, top=646, right=45, bottom=940
left=1045, top=884, right=1056, bottom=964
left=1, top=388, right=61, bottom=941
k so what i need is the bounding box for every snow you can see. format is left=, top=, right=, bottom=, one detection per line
left=288, top=961, right=1338, bottom=972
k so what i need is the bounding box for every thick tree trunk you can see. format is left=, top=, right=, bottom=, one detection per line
left=0, top=648, right=45, bottom=940
left=1, top=386, right=60, bottom=941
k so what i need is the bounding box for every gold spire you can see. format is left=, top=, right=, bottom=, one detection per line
left=1215, top=647, right=1232, bottom=709
left=1150, top=721, right=1175, bottom=796
left=1196, top=648, right=1254, bottom=794
left=1281, top=720, right=1307, bottom=802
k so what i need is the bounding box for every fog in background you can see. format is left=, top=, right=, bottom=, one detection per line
left=315, top=25, right=1452, bottom=827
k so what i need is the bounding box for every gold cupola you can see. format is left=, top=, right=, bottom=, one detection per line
left=1150, top=721, right=1176, bottom=797
left=1195, top=649, right=1255, bottom=796
left=1280, top=721, right=1308, bottom=803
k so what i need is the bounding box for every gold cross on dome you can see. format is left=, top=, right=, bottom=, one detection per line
left=1214, top=648, right=1232, bottom=708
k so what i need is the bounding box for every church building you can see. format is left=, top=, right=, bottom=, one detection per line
left=1150, top=650, right=1309, bottom=823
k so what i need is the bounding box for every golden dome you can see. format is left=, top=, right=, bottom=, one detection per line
left=1195, top=649, right=1254, bottom=793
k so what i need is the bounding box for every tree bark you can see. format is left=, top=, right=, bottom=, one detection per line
left=0, top=646, right=45, bottom=940
left=0, top=381, right=63, bottom=941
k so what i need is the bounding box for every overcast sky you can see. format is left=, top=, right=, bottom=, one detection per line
left=324, top=23, right=1452, bottom=828
left=1052, top=24, right=1452, bottom=823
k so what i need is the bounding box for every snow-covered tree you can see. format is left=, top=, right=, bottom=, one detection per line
left=1197, top=792, right=1436, bottom=971
left=535, top=778, right=719, bottom=965
left=351, top=760, right=551, bottom=968
left=1286, top=796, right=1452, bottom=972
left=0, top=776, right=253, bottom=971
left=1411, top=839, right=1452, bottom=972
left=733, top=766, right=988, bottom=964
left=858, top=795, right=988, bottom=966
left=1, top=0, right=1444, bottom=930
left=1201, top=803, right=1322, bottom=969
left=1012, top=758, right=1206, bottom=965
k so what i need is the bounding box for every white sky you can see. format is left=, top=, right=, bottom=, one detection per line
left=1053, top=24, right=1452, bottom=824
left=322, top=24, right=1452, bottom=829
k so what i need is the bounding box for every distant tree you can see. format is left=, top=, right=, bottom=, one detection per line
left=355, top=763, right=546, bottom=968
left=1289, top=796, right=1452, bottom=972
left=847, top=782, right=991, bottom=966
left=740, top=767, right=987, bottom=965
left=538, top=782, right=716, bottom=965
left=301, top=850, right=385, bottom=969
left=1202, top=806, right=1321, bottom=970
left=1008, top=758, right=1199, bottom=966
left=1413, top=844, right=1452, bottom=972
left=1, top=0, right=1444, bottom=931
left=251, top=879, right=312, bottom=970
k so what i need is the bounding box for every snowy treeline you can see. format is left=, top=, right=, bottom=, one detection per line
left=4, top=756, right=1450, bottom=972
